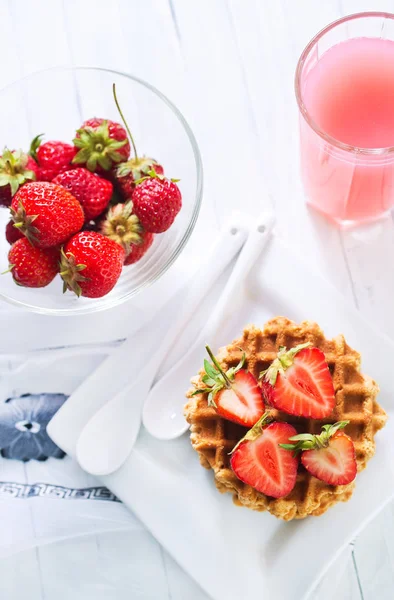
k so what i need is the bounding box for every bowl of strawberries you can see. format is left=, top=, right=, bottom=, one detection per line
left=0, top=67, right=202, bottom=314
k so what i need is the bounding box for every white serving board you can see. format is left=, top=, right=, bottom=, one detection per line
left=48, top=231, right=394, bottom=600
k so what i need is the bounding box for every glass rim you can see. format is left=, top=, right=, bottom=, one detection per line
left=295, top=11, right=394, bottom=156
left=0, top=65, right=203, bottom=316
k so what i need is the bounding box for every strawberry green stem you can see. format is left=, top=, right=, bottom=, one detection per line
left=279, top=421, right=350, bottom=453
left=1, top=264, right=14, bottom=275
left=205, top=345, right=232, bottom=388
left=112, top=83, right=138, bottom=160
left=230, top=410, right=273, bottom=454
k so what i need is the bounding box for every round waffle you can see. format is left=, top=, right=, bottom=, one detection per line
left=184, top=317, right=387, bottom=520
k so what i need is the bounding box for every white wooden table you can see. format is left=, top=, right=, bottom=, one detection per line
left=1, top=0, right=394, bottom=598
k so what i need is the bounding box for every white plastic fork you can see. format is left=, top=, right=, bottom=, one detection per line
left=75, top=215, right=249, bottom=476
left=142, top=212, right=275, bottom=440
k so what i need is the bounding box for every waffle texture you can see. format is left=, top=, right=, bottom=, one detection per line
left=184, top=317, right=387, bottom=520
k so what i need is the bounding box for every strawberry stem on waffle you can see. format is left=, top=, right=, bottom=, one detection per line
left=259, top=342, right=311, bottom=384
left=279, top=421, right=350, bottom=454
left=230, top=411, right=274, bottom=454
left=112, top=83, right=138, bottom=160
left=205, top=345, right=232, bottom=388
left=191, top=345, right=246, bottom=407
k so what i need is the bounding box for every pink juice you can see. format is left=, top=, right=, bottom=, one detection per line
left=300, top=37, right=394, bottom=223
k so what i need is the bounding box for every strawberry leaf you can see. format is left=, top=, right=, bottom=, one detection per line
left=202, top=375, right=216, bottom=386
left=204, top=359, right=219, bottom=381
left=97, top=154, right=112, bottom=171
left=230, top=411, right=273, bottom=454
left=73, top=148, right=91, bottom=163
left=192, top=347, right=252, bottom=407
left=279, top=421, right=350, bottom=453
left=29, top=134, right=44, bottom=161
left=227, top=352, right=246, bottom=379
left=260, top=342, right=311, bottom=384
left=207, top=391, right=216, bottom=407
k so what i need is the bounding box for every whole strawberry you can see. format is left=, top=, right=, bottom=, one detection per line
left=114, top=158, right=163, bottom=200
left=124, top=231, right=154, bottom=265
left=132, top=173, right=182, bottom=233
left=0, top=148, right=38, bottom=207
left=60, top=231, right=125, bottom=298
left=11, top=182, right=84, bottom=248
left=73, top=118, right=130, bottom=173
left=5, top=220, right=23, bottom=245
left=53, top=168, right=113, bottom=221
left=110, top=83, right=163, bottom=200
left=100, top=201, right=154, bottom=265
left=30, top=136, right=76, bottom=181
left=8, top=237, right=59, bottom=288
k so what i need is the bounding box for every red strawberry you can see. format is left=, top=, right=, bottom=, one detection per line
left=230, top=415, right=299, bottom=498
left=260, top=343, right=335, bottom=419
left=281, top=421, right=356, bottom=486
left=30, top=136, right=76, bottom=181
left=124, top=231, right=154, bottom=265
left=100, top=201, right=154, bottom=265
left=114, top=158, right=164, bottom=200
left=110, top=83, right=165, bottom=202
left=0, top=148, right=38, bottom=207
left=10, top=182, right=84, bottom=248
left=192, top=346, right=264, bottom=428
left=60, top=231, right=125, bottom=298
left=132, top=174, right=182, bottom=233
left=7, top=237, right=59, bottom=288
left=73, top=118, right=130, bottom=173
left=53, top=168, right=113, bottom=221
left=5, top=220, right=23, bottom=245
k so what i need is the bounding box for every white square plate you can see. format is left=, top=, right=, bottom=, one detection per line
left=49, top=231, right=394, bottom=600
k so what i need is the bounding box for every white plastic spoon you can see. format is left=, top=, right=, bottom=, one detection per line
left=76, top=215, right=249, bottom=476
left=142, top=212, right=275, bottom=440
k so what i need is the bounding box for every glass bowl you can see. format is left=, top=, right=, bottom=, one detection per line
left=0, top=66, right=202, bottom=315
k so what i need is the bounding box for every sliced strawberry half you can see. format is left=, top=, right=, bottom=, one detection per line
left=280, top=421, right=356, bottom=486
left=230, top=416, right=299, bottom=498
left=301, top=432, right=356, bottom=485
left=261, top=343, right=335, bottom=419
left=215, top=370, right=263, bottom=427
left=192, top=346, right=264, bottom=428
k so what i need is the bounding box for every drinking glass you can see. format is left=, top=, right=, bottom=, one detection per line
left=296, top=12, right=394, bottom=225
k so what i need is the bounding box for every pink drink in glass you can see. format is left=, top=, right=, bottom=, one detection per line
left=296, top=13, right=394, bottom=225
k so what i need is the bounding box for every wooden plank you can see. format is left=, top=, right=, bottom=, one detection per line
left=0, top=549, right=43, bottom=598
left=340, top=218, right=394, bottom=336
left=338, top=1, right=394, bottom=338
left=311, top=544, right=362, bottom=600
left=170, top=0, right=269, bottom=225
left=8, top=0, right=71, bottom=73
left=354, top=508, right=394, bottom=599
left=227, top=0, right=354, bottom=297
left=163, top=552, right=209, bottom=600
left=37, top=530, right=170, bottom=599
